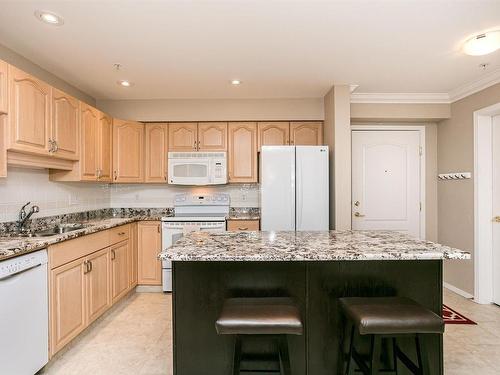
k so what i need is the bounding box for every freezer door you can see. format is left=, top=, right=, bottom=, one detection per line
left=261, top=146, right=296, bottom=231
left=296, top=146, right=329, bottom=230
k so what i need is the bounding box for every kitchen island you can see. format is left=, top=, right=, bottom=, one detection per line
left=159, top=230, right=470, bottom=375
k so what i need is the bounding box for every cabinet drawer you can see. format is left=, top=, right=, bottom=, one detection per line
left=49, top=224, right=131, bottom=269
left=108, top=224, right=130, bottom=243
left=227, top=220, right=260, bottom=231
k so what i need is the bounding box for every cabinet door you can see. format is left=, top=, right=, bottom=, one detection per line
left=8, top=65, right=51, bottom=155
left=50, top=258, right=86, bottom=356
left=228, top=122, right=258, bottom=183
left=227, top=220, right=260, bottom=231
left=257, top=122, right=290, bottom=150
left=198, top=122, right=227, bottom=151
left=113, top=119, right=144, bottom=183
left=168, top=122, right=197, bottom=151
left=80, top=103, right=99, bottom=180
left=145, top=123, right=168, bottom=183
left=111, top=241, right=130, bottom=303
left=290, top=121, right=323, bottom=145
left=98, top=113, right=113, bottom=182
left=129, top=223, right=138, bottom=289
left=86, top=248, right=111, bottom=324
left=52, top=88, right=79, bottom=160
left=137, top=221, right=162, bottom=285
left=0, top=60, right=7, bottom=114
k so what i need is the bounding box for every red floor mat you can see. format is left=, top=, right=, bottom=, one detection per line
left=443, top=304, right=477, bottom=325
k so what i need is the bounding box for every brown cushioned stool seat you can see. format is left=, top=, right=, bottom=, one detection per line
left=216, top=297, right=303, bottom=335
left=339, top=297, right=444, bottom=335
left=339, top=296, right=444, bottom=375
left=216, top=297, right=302, bottom=375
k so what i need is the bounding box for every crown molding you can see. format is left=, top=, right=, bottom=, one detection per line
left=448, top=67, right=500, bottom=103
left=350, top=92, right=450, bottom=104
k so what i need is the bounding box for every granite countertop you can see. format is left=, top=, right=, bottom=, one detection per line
left=159, top=230, right=470, bottom=262
left=0, top=211, right=169, bottom=262
left=227, top=213, right=260, bottom=221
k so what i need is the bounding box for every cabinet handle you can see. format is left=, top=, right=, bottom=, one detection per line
left=111, top=249, right=116, bottom=260
left=53, top=140, right=59, bottom=152
left=48, top=139, right=55, bottom=153
left=88, top=260, right=93, bottom=272
left=114, top=171, right=117, bottom=181
left=238, top=227, right=249, bottom=231
left=118, top=232, right=126, bottom=235
left=157, top=225, right=160, bottom=234
left=83, top=260, right=90, bottom=274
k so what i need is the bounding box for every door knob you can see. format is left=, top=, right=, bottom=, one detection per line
left=354, top=212, right=365, bottom=217
left=493, top=216, right=500, bottom=222
left=354, top=201, right=360, bottom=207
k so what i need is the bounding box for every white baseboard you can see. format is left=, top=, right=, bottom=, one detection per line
left=135, top=285, right=164, bottom=293
left=443, top=282, right=474, bottom=299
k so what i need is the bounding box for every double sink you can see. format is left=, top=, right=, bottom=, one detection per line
left=15, top=223, right=87, bottom=238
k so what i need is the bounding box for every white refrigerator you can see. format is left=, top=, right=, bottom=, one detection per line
left=261, top=146, right=329, bottom=231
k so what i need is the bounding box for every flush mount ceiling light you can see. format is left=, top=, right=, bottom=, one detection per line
left=117, top=80, right=132, bottom=87
left=463, top=30, right=500, bottom=56
left=34, top=10, right=64, bottom=26
left=231, top=80, right=242, bottom=85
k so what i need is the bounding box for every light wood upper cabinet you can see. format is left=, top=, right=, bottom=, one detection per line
left=137, top=221, right=162, bottom=286
left=228, top=122, right=258, bottom=183
left=80, top=103, right=100, bottom=180
left=50, top=258, right=86, bottom=357
left=198, top=122, right=227, bottom=151
left=51, top=88, right=79, bottom=160
left=111, top=241, right=130, bottom=303
left=113, top=119, right=144, bottom=183
left=258, top=122, right=290, bottom=150
left=85, top=248, right=111, bottom=324
left=290, top=121, right=323, bottom=145
left=97, top=113, right=113, bottom=182
left=0, top=60, right=7, bottom=114
left=8, top=65, right=51, bottom=155
left=168, top=122, right=197, bottom=151
left=145, top=123, right=168, bottom=183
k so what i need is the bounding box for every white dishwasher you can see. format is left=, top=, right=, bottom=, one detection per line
left=0, top=249, right=49, bottom=375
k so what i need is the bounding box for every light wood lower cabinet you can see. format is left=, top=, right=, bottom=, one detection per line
left=111, top=240, right=130, bottom=302
left=129, top=223, right=138, bottom=288
left=86, top=248, right=111, bottom=324
left=227, top=219, right=260, bottom=231
left=50, top=258, right=86, bottom=356
left=49, top=224, right=133, bottom=357
left=138, top=221, right=162, bottom=285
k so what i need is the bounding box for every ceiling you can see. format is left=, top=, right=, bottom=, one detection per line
left=0, top=0, right=499, bottom=101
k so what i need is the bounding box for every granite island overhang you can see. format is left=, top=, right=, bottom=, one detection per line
left=160, top=230, right=470, bottom=375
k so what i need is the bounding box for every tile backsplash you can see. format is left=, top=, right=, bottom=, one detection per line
left=0, top=168, right=110, bottom=222
left=0, top=168, right=260, bottom=222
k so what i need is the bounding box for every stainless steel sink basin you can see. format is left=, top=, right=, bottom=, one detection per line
left=13, top=223, right=86, bottom=238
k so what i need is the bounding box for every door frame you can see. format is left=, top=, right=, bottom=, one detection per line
left=351, top=124, right=426, bottom=239
left=473, top=102, right=500, bottom=304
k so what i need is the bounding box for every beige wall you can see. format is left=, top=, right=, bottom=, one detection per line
left=97, top=98, right=324, bottom=122
left=0, top=43, right=95, bottom=105
left=438, top=82, right=500, bottom=296
left=351, top=102, right=450, bottom=122
left=323, top=86, right=352, bottom=230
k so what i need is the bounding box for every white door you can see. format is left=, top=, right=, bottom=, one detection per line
left=352, top=130, right=422, bottom=238
left=261, top=146, right=296, bottom=231
left=492, top=115, right=500, bottom=305
left=296, top=146, right=329, bottom=230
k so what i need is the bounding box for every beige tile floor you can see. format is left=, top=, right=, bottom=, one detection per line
left=41, top=289, right=500, bottom=375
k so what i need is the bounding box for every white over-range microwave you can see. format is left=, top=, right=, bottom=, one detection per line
left=167, top=152, right=227, bottom=185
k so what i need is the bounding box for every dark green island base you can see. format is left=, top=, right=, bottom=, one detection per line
left=171, top=260, right=443, bottom=375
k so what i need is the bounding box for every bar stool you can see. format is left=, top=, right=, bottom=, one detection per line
left=339, top=297, right=444, bottom=375
left=215, top=297, right=303, bottom=375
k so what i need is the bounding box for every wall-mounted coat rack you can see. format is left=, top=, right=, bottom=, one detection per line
left=438, top=172, right=471, bottom=180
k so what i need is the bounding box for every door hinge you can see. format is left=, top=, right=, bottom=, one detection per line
left=419, top=146, right=423, bottom=156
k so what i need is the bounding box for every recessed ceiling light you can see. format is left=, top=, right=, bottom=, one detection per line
left=117, top=80, right=132, bottom=87
left=231, top=80, right=241, bottom=85
left=34, top=10, right=64, bottom=26
left=463, top=30, right=500, bottom=56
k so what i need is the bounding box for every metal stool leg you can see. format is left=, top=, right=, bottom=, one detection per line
left=392, top=338, right=399, bottom=375
left=232, top=335, right=242, bottom=375
left=416, top=334, right=430, bottom=375
left=370, top=336, right=382, bottom=375
left=278, top=335, right=292, bottom=375
left=345, top=326, right=356, bottom=375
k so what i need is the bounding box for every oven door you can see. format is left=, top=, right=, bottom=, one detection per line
left=168, top=158, right=211, bottom=185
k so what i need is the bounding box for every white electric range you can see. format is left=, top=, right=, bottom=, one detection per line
left=161, top=193, right=229, bottom=291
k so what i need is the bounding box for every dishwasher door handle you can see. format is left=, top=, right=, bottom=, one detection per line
left=0, top=263, right=42, bottom=281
